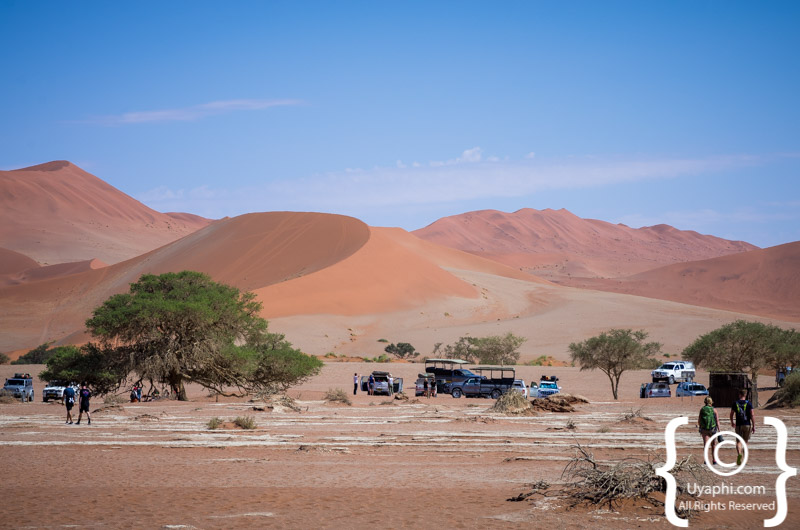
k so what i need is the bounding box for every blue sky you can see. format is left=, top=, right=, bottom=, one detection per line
left=1, top=1, right=798, bottom=247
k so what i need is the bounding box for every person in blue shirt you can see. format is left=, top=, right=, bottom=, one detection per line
left=63, top=385, right=76, bottom=424
left=75, top=383, right=92, bottom=425
left=729, top=388, right=755, bottom=466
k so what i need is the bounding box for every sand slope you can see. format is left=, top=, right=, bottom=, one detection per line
left=0, top=212, right=373, bottom=353
left=413, top=208, right=757, bottom=279
left=561, top=241, right=800, bottom=322
left=0, top=161, right=211, bottom=264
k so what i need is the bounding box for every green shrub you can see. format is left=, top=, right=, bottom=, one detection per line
left=207, top=417, right=223, bottom=430
left=363, top=354, right=391, bottom=363
left=0, top=352, right=10, bottom=364
left=525, top=355, right=551, bottom=366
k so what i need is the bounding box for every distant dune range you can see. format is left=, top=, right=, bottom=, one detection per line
left=560, top=241, right=800, bottom=322
left=413, top=208, right=758, bottom=279
left=1, top=161, right=797, bottom=360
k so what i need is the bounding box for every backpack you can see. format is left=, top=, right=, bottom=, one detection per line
left=734, top=400, right=751, bottom=425
left=699, top=405, right=716, bottom=431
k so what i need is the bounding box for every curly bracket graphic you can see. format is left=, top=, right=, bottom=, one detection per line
left=764, top=416, right=796, bottom=527
left=656, top=416, right=689, bottom=527
left=657, top=416, right=796, bottom=528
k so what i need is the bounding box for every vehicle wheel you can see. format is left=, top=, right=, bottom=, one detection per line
left=43, top=397, right=48, bottom=403
left=451, top=388, right=463, bottom=398
left=668, top=376, right=675, bottom=385
left=491, top=389, right=501, bottom=399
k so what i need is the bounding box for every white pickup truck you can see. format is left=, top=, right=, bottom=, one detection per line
left=651, top=361, right=695, bottom=384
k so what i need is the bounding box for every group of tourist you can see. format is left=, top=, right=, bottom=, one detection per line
left=698, top=388, right=755, bottom=466
left=63, top=382, right=91, bottom=425
left=352, top=373, right=397, bottom=396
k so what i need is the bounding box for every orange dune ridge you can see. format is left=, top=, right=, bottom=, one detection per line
left=0, top=161, right=211, bottom=265
left=255, top=226, right=543, bottom=317
left=414, top=207, right=757, bottom=279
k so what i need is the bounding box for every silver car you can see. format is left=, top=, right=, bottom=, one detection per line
left=640, top=382, right=670, bottom=398
left=675, top=382, right=708, bottom=397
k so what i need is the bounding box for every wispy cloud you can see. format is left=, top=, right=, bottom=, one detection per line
left=86, top=99, right=302, bottom=125
left=137, top=150, right=760, bottom=222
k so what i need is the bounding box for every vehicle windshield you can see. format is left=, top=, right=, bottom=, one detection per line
left=660, top=364, right=676, bottom=369
left=5, top=379, right=24, bottom=386
left=690, top=384, right=705, bottom=391
left=540, top=382, right=557, bottom=389
left=48, top=381, right=65, bottom=387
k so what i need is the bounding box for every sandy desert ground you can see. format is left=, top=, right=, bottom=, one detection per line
left=2, top=363, right=798, bottom=529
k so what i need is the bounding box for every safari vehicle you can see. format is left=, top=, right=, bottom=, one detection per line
left=43, top=381, right=79, bottom=403
left=361, top=371, right=403, bottom=396
left=449, top=366, right=515, bottom=399
left=536, top=375, right=560, bottom=398
left=651, top=361, right=695, bottom=384
left=3, top=373, right=34, bottom=402
left=424, top=359, right=481, bottom=394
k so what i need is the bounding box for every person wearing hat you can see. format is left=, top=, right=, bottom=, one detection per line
left=698, top=396, right=720, bottom=464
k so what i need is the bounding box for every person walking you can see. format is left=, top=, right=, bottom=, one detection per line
left=353, top=373, right=359, bottom=396
left=730, top=388, right=755, bottom=465
left=63, top=385, right=76, bottom=424
left=75, top=383, right=92, bottom=425
left=698, top=396, right=720, bottom=464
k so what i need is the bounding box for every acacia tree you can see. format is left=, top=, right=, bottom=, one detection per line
left=682, top=320, right=785, bottom=407
left=569, top=329, right=661, bottom=400
left=433, top=333, right=526, bottom=365
left=79, top=271, right=320, bottom=400
left=384, top=342, right=418, bottom=360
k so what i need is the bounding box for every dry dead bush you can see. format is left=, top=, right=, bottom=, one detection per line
left=510, top=443, right=710, bottom=520
left=490, top=391, right=535, bottom=415
left=0, top=391, right=17, bottom=404
left=619, top=408, right=653, bottom=423
left=324, top=388, right=352, bottom=405
left=530, top=393, right=588, bottom=413
left=561, top=444, right=708, bottom=509
left=233, top=416, right=256, bottom=429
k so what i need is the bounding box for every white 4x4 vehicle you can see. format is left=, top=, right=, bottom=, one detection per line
left=536, top=376, right=560, bottom=398
left=43, top=381, right=79, bottom=403
left=651, top=361, right=695, bottom=384
left=3, top=373, right=34, bottom=402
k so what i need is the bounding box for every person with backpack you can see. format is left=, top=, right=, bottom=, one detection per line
left=698, top=396, right=720, bottom=464
left=75, top=383, right=92, bottom=425
left=63, top=385, right=76, bottom=424
left=730, top=388, right=755, bottom=465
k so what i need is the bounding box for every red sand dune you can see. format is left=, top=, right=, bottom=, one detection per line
left=255, top=226, right=541, bottom=317
left=1, top=257, right=107, bottom=286
left=0, top=161, right=211, bottom=265
left=413, top=208, right=757, bottom=279
left=0, top=247, right=39, bottom=276
left=562, top=241, right=800, bottom=322
left=1, top=212, right=528, bottom=353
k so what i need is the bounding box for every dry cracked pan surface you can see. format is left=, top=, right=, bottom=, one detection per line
left=1, top=363, right=798, bottom=529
